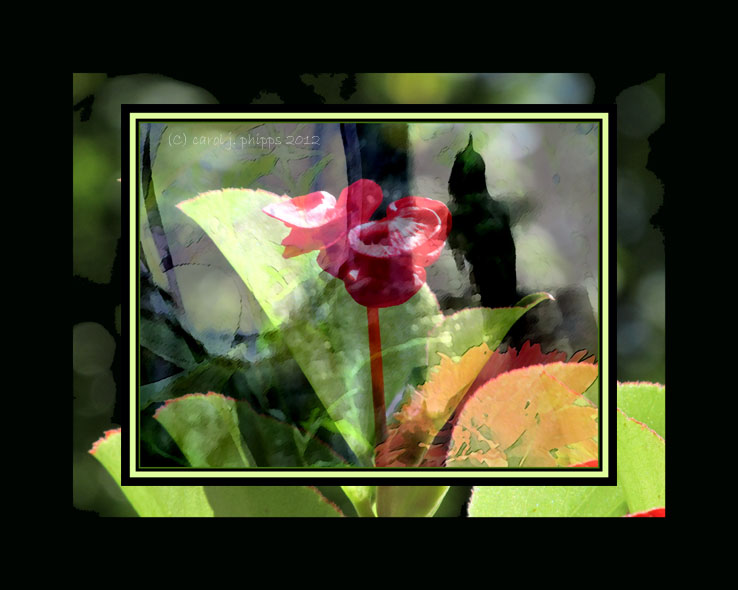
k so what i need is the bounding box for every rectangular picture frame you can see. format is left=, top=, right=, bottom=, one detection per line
left=122, top=104, right=615, bottom=485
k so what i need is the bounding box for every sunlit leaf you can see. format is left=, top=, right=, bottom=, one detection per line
left=617, top=381, right=665, bottom=438
left=616, top=409, right=665, bottom=513
left=468, top=484, right=628, bottom=517
left=89, top=429, right=343, bottom=517
left=447, top=362, right=598, bottom=467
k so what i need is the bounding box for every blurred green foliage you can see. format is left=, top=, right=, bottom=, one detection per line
left=73, top=72, right=665, bottom=517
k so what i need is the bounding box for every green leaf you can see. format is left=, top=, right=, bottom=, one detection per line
left=235, top=400, right=348, bottom=467
left=140, top=315, right=198, bottom=370
left=376, top=486, right=450, bottom=518
left=467, top=402, right=665, bottom=516
left=154, top=393, right=256, bottom=468
left=341, top=486, right=377, bottom=517
left=221, top=154, right=278, bottom=188
left=177, top=188, right=443, bottom=465
left=140, top=357, right=241, bottom=409
left=616, top=409, right=665, bottom=513
left=426, top=292, right=553, bottom=367
left=468, top=484, right=628, bottom=517
left=90, top=429, right=218, bottom=516
left=294, top=155, right=334, bottom=196
left=583, top=376, right=599, bottom=405
left=90, top=429, right=344, bottom=517
left=201, top=486, right=344, bottom=517
left=154, top=391, right=348, bottom=468
left=617, top=381, right=665, bottom=438
left=176, top=189, right=318, bottom=330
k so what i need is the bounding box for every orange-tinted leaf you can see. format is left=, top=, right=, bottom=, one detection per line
left=421, top=343, right=594, bottom=467
left=447, top=362, right=598, bottom=467
left=375, top=343, right=492, bottom=467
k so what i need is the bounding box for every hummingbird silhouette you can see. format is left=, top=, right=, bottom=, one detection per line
left=448, top=134, right=519, bottom=309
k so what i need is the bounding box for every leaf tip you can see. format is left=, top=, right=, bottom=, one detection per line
left=89, top=428, right=121, bottom=455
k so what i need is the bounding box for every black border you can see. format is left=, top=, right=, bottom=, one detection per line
left=121, top=104, right=616, bottom=486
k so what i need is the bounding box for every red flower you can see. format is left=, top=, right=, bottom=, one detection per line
left=263, top=179, right=451, bottom=308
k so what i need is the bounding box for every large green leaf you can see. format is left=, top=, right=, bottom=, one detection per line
left=467, top=404, right=665, bottom=516
left=617, top=381, right=665, bottom=438
left=616, top=408, right=665, bottom=513
left=177, top=188, right=442, bottom=465
left=90, top=429, right=343, bottom=517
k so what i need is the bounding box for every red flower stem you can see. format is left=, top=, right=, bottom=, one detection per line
left=366, top=306, right=387, bottom=446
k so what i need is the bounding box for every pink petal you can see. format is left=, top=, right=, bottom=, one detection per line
left=263, top=191, right=340, bottom=229
left=347, top=204, right=449, bottom=267
left=280, top=221, right=346, bottom=255
left=387, top=196, right=451, bottom=265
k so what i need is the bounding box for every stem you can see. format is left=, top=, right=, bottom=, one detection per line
left=366, top=306, right=387, bottom=448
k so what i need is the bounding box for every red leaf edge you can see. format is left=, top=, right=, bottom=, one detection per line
left=89, top=428, right=122, bottom=455
left=624, top=507, right=665, bottom=517
left=152, top=392, right=238, bottom=419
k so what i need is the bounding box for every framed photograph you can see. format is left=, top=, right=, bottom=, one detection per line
left=122, top=105, right=614, bottom=485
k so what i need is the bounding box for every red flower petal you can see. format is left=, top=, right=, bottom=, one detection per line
left=342, top=258, right=426, bottom=308
left=316, top=239, right=351, bottom=278
left=336, top=179, right=384, bottom=229
left=386, top=196, right=451, bottom=266
left=262, top=181, right=383, bottom=265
